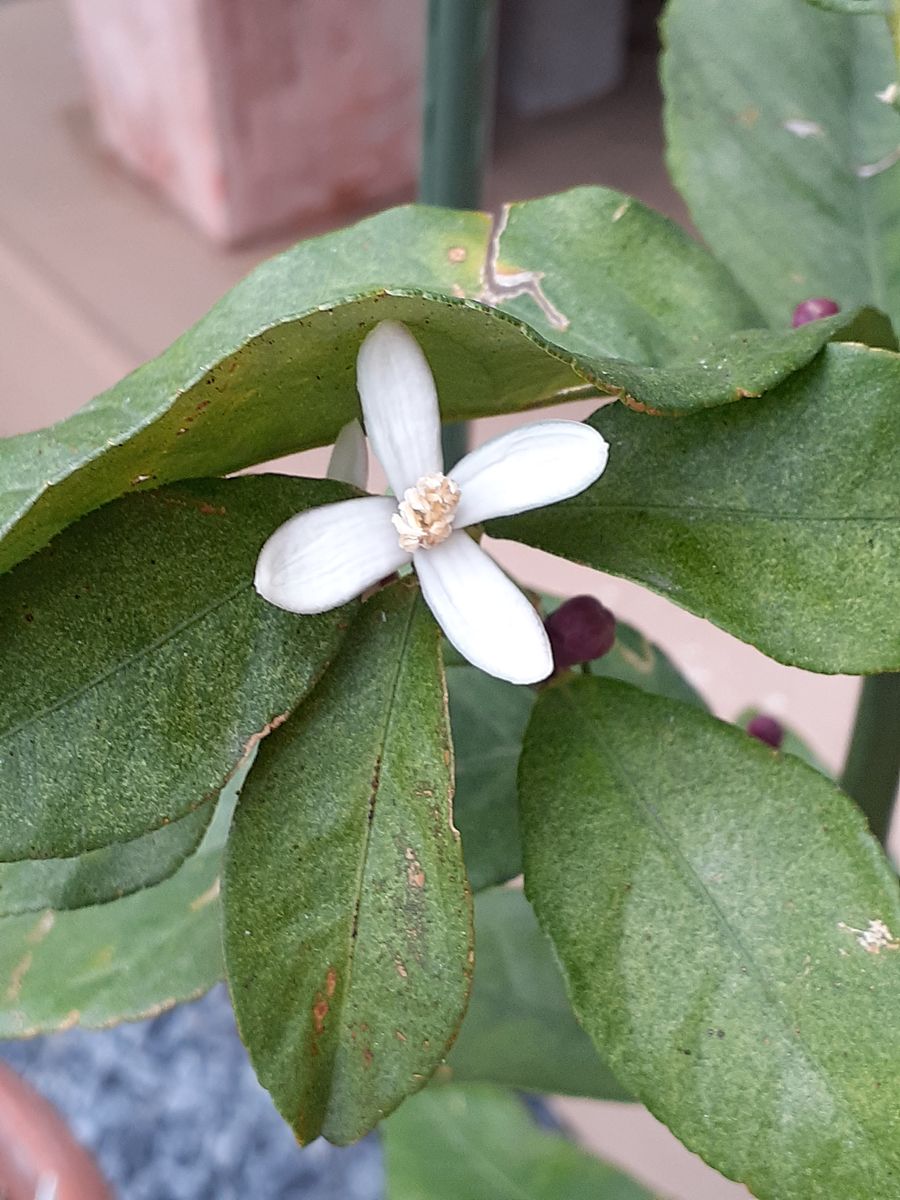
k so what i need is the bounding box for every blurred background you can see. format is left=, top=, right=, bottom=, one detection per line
left=0, top=1, right=889, bottom=1197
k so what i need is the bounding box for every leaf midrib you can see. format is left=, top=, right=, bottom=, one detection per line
left=556, top=502, right=898, bottom=523
left=325, top=595, right=420, bottom=1123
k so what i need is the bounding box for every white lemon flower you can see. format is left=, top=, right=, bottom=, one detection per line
left=254, top=320, right=609, bottom=685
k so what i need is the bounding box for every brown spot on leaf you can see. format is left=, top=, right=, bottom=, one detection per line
left=313, top=998, right=329, bottom=1036
left=621, top=394, right=664, bottom=416
left=405, top=847, right=425, bottom=889
left=362, top=1047, right=374, bottom=1068
left=326, top=967, right=337, bottom=997
left=448, top=246, right=467, bottom=263
left=395, top=957, right=408, bottom=979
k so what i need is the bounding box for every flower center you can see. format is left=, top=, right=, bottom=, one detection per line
left=392, top=472, right=461, bottom=552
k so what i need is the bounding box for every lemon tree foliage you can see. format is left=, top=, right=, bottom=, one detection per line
left=0, top=15, right=898, bottom=1185
left=224, top=583, right=472, bottom=1145
left=520, top=678, right=900, bottom=1200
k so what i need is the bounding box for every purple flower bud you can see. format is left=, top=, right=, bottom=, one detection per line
left=747, top=714, right=784, bottom=750
left=791, top=298, right=840, bottom=328
left=545, top=595, right=616, bottom=672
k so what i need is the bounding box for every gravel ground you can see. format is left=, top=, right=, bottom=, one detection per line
left=0, top=985, right=382, bottom=1200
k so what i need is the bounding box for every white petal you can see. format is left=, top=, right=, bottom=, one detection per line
left=452, top=421, right=609, bottom=529
left=327, top=419, right=368, bottom=490
left=414, top=532, right=552, bottom=685
left=356, top=321, right=443, bottom=496
left=255, top=496, right=409, bottom=614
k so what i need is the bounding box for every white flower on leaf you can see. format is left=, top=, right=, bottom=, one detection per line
left=254, top=321, right=609, bottom=685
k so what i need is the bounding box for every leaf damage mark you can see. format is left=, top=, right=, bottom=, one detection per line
left=856, top=146, right=900, bottom=179
left=190, top=878, right=221, bottom=911
left=838, top=918, right=899, bottom=953
left=783, top=118, right=824, bottom=139
left=405, top=847, right=425, bottom=889
left=312, top=967, right=338, bottom=1036
left=478, top=205, right=570, bottom=331
left=611, top=200, right=631, bottom=222
left=26, top=911, right=55, bottom=945
left=5, top=952, right=32, bottom=1001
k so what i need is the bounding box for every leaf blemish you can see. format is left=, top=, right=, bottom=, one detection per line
left=5, top=952, right=32, bottom=1001
left=782, top=118, right=824, bottom=139
left=838, top=919, right=899, bottom=954
left=405, top=847, right=425, bottom=889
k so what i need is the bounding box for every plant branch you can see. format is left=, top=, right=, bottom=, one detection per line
left=840, top=673, right=900, bottom=846
left=420, top=0, right=498, bottom=466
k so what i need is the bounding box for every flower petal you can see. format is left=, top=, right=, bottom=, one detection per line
left=255, top=496, right=409, bottom=614
left=452, top=421, right=609, bottom=528
left=356, top=321, right=443, bottom=496
left=414, top=532, right=552, bottom=685
left=327, top=419, right=369, bottom=490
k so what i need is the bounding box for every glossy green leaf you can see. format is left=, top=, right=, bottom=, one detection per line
left=0, top=200, right=584, bottom=575
left=383, top=1084, right=656, bottom=1200
left=0, top=801, right=214, bottom=916
left=447, top=888, right=630, bottom=1101
left=493, top=343, right=900, bottom=673
left=0, top=475, right=353, bottom=860
left=224, top=582, right=472, bottom=1146
left=479, top=188, right=873, bottom=414
left=663, top=0, right=900, bottom=327
left=520, top=676, right=900, bottom=1200
left=2, top=188, right=869, bottom=574
left=0, top=761, right=246, bottom=1036
left=450, top=615, right=706, bottom=893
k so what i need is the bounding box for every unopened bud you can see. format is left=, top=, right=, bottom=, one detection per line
left=791, top=298, right=840, bottom=328
left=545, top=595, right=616, bottom=672
left=747, top=714, right=784, bottom=750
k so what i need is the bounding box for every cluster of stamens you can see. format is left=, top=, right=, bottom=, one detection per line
left=392, top=472, right=461, bottom=552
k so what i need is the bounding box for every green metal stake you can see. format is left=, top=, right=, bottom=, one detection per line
left=841, top=673, right=900, bottom=847
left=419, top=0, right=497, bottom=466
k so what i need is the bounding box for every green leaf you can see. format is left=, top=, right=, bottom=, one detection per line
left=1, top=189, right=866, bottom=573
left=0, top=475, right=353, bottom=860
left=805, top=0, right=891, bottom=14
left=0, top=801, right=214, bottom=916
left=447, top=888, right=631, bottom=1101
left=383, top=1084, right=656, bottom=1200
left=450, top=616, right=707, bottom=893
left=0, top=205, right=577, bottom=575
left=520, top=676, right=900, bottom=1200
left=663, top=0, right=900, bottom=328
left=0, top=772, right=241, bottom=1037
left=492, top=342, right=900, bottom=673
left=447, top=663, right=533, bottom=892
left=484, top=189, right=874, bottom=414
left=835, top=304, right=900, bottom=350
left=224, top=581, right=472, bottom=1146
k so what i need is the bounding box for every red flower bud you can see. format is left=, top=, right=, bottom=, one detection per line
left=747, top=714, right=784, bottom=749
left=791, top=298, right=840, bottom=328
left=545, top=595, right=616, bottom=672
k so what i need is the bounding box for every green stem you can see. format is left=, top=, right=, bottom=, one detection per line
left=840, top=674, right=900, bottom=846
left=419, top=0, right=497, bottom=465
